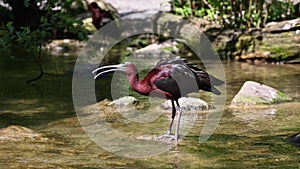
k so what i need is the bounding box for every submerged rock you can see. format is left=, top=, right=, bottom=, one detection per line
left=0, top=125, right=45, bottom=141
left=161, top=97, right=209, bottom=111
left=108, top=96, right=139, bottom=108
left=231, top=81, right=292, bottom=106
left=43, top=39, right=85, bottom=56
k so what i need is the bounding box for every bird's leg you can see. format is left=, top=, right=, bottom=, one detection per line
left=174, top=100, right=182, bottom=144
left=167, top=100, right=176, bottom=135
left=155, top=100, right=177, bottom=141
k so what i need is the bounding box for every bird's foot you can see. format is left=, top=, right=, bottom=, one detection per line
left=155, top=132, right=179, bottom=141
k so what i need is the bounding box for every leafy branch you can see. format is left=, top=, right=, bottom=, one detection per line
left=0, top=0, right=89, bottom=83
left=171, top=0, right=298, bottom=29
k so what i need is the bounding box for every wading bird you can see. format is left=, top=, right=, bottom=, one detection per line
left=88, top=2, right=115, bottom=29
left=88, top=2, right=120, bottom=38
left=92, top=57, right=224, bottom=144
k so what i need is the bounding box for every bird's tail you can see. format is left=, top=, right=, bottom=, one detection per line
left=209, top=74, right=225, bottom=86
left=194, top=71, right=224, bottom=95
left=210, top=86, right=222, bottom=95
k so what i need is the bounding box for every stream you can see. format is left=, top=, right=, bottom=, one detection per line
left=0, top=43, right=299, bottom=168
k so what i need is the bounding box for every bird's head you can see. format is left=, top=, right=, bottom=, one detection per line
left=88, top=2, right=99, bottom=11
left=92, top=62, right=138, bottom=80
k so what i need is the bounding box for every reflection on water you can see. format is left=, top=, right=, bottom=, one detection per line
left=232, top=108, right=277, bottom=124
left=0, top=47, right=299, bottom=168
left=224, top=62, right=299, bottom=103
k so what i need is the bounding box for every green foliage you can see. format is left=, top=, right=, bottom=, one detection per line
left=0, top=0, right=89, bottom=57
left=0, top=0, right=90, bottom=83
left=0, top=22, right=16, bottom=56
left=171, top=0, right=298, bottom=29
left=23, top=0, right=30, bottom=8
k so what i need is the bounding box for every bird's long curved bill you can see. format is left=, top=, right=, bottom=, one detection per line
left=92, top=64, right=121, bottom=79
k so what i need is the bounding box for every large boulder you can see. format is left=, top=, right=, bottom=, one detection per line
left=231, top=81, right=292, bottom=106
left=234, top=18, right=300, bottom=63
left=154, top=14, right=212, bottom=47
left=130, top=40, right=179, bottom=59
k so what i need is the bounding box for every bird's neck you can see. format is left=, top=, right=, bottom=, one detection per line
left=127, top=74, right=150, bottom=95
left=89, top=7, right=99, bottom=15
left=128, top=74, right=139, bottom=86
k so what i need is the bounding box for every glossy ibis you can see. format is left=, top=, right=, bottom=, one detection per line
left=92, top=57, right=224, bottom=144
left=88, top=2, right=115, bottom=29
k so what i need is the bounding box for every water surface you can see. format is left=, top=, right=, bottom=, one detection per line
left=0, top=47, right=299, bottom=168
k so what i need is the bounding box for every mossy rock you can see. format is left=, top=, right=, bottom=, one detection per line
left=153, top=14, right=204, bottom=46
left=269, top=46, right=300, bottom=61
left=255, top=29, right=300, bottom=62
left=231, top=81, right=293, bottom=107
left=235, top=35, right=255, bottom=54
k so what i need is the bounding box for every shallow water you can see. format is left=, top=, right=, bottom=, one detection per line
left=0, top=46, right=299, bottom=168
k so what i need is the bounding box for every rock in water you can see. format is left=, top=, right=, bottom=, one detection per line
left=231, top=81, right=292, bottom=106
left=108, top=96, right=138, bottom=108
left=162, top=97, right=209, bottom=111
left=0, top=125, right=43, bottom=141
left=288, top=133, right=300, bottom=148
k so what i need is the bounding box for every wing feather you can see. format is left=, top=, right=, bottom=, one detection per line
left=145, top=57, right=224, bottom=97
